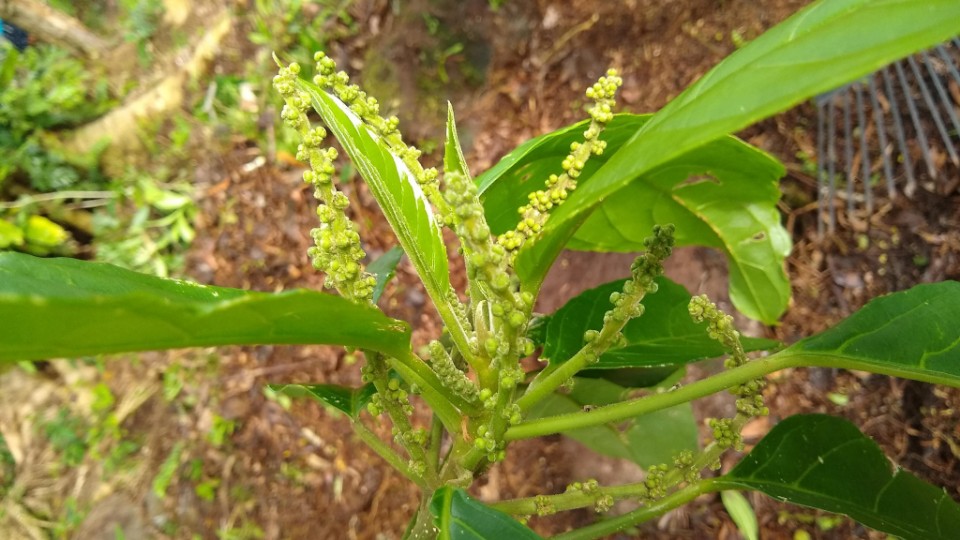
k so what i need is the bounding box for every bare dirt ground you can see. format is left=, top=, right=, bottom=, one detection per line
left=2, top=1, right=958, bottom=539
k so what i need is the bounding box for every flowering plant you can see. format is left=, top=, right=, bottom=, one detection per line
left=2, top=1, right=959, bottom=538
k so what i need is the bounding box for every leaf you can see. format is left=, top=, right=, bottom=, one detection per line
left=0, top=252, right=411, bottom=362
left=368, top=246, right=403, bottom=304
left=430, top=487, right=541, bottom=540
left=526, top=377, right=698, bottom=468
left=444, top=103, right=471, bottom=179
left=477, top=115, right=790, bottom=323
left=542, top=277, right=779, bottom=371
left=268, top=383, right=376, bottom=419
left=571, top=138, right=789, bottom=323
left=780, top=281, right=960, bottom=387
left=721, top=491, right=759, bottom=540
left=715, top=414, right=960, bottom=540
left=541, top=0, right=960, bottom=292
left=297, top=78, right=456, bottom=322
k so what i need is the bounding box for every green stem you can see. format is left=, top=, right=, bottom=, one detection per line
left=426, top=414, right=444, bottom=472
left=518, top=237, right=668, bottom=413
left=507, top=354, right=802, bottom=441
left=353, top=420, right=427, bottom=490
left=368, top=353, right=438, bottom=486
left=516, top=341, right=594, bottom=412
left=406, top=492, right=440, bottom=539
left=388, top=351, right=470, bottom=433
left=490, top=482, right=651, bottom=516
left=552, top=479, right=720, bottom=540
left=431, top=297, right=482, bottom=383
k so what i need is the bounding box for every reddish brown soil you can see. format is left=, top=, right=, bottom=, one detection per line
left=9, top=1, right=959, bottom=539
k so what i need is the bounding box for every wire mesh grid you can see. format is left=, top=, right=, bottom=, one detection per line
left=815, top=37, right=960, bottom=234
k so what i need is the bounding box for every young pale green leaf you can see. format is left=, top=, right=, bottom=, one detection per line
left=541, top=0, right=960, bottom=280
left=295, top=79, right=466, bottom=335
left=477, top=115, right=789, bottom=323
left=720, top=491, right=759, bottom=540
left=715, top=414, right=960, bottom=540
left=526, top=377, right=698, bottom=468
left=542, top=277, right=779, bottom=371
left=268, top=383, right=376, bottom=419
left=0, top=252, right=411, bottom=362
left=444, top=103, right=471, bottom=179
left=368, top=246, right=404, bottom=304
left=779, top=281, right=960, bottom=387
left=430, top=487, right=541, bottom=540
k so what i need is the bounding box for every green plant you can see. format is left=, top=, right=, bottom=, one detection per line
left=1, top=1, right=960, bottom=538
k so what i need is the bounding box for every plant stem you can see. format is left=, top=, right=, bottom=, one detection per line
left=518, top=227, right=672, bottom=413
left=388, top=351, right=469, bottom=432
left=551, top=479, right=720, bottom=540
left=367, top=353, right=438, bottom=486
left=406, top=493, right=440, bottom=539
left=353, top=420, right=427, bottom=490
left=490, top=481, right=652, bottom=515
left=432, top=297, right=482, bottom=379
left=506, top=354, right=802, bottom=441
left=426, top=414, right=443, bottom=472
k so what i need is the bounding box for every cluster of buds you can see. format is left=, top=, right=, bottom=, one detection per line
left=442, top=172, right=517, bottom=303
left=564, top=479, right=613, bottom=512
left=643, top=464, right=670, bottom=500
left=708, top=417, right=743, bottom=452
left=673, top=449, right=701, bottom=483
left=473, top=424, right=506, bottom=462
left=579, top=225, right=674, bottom=364
left=428, top=340, right=479, bottom=404
left=311, top=52, right=451, bottom=220
left=688, top=295, right=768, bottom=417
left=533, top=495, right=556, bottom=517
left=498, top=69, right=622, bottom=254
left=274, top=62, right=375, bottom=302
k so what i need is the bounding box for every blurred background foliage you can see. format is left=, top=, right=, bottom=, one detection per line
left=0, top=0, right=360, bottom=275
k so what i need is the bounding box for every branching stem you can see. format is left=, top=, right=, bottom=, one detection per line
left=387, top=352, right=466, bottom=433
left=507, top=354, right=803, bottom=440
left=353, top=420, right=428, bottom=490
left=552, top=479, right=720, bottom=540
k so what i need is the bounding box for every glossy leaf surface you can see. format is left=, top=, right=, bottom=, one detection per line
left=444, top=103, right=471, bottom=179
left=716, top=414, right=960, bottom=540
left=297, top=79, right=454, bottom=318
left=430, top=487, right=541, bottom=540
left=477, top=115, right=789, bottom=323
left=542, top=277, right=779, bottom=370
left=527, top=377, right=698, bottom=468
left=0, top=252, right=411, bottom=361
left=721, top=491, right=759, bottom=540
left=269, top=383, right=376, bottom=419
left=780, top=281, right=960, bottom=387
left=368, top=246, right=403, bottom=304
left=542, top=0, right=960, bottom=284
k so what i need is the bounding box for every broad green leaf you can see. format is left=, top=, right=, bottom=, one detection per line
left=542, top=0, right=960, bottom=292
left=715, top=414, right=960, bottom=540
left=430, top=487, right=541, bottom=540
left=368, top=245, right=403, bottom=304
left=721, top=491, right=759, bottom=540
left=296, top=78, right=462, bottom=333
left=0, top=252, right=411, bottom=362
left=779, top=281, right=960, bottom=387
left=542, top=277, right=779, bottom=370
left=477, top=115, right=789, bottom=323
left=527, top=377, right=698, bottom=468
left=444, top=103, right=471, bottom=179
left=268, top=383, right=376, bottom=419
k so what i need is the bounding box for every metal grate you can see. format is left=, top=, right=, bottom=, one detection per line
left=815, top=37, right=960, bottom=234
